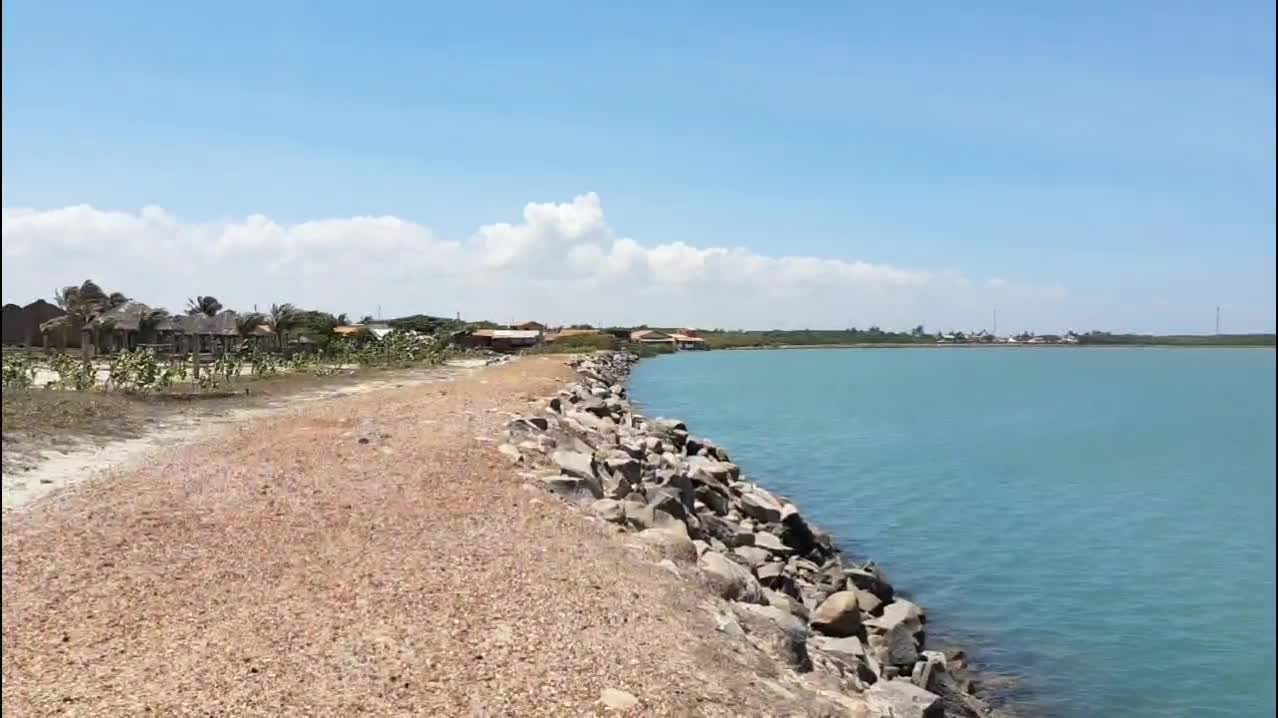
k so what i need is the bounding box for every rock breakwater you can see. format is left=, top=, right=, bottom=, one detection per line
left=501, top=351, right=997, bottom=718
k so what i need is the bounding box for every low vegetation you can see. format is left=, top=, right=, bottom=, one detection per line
left=529, top=333, right=622, bottom=354
left=696, top=327, right=934, bottom=349
left=1073, top=332, right=1275, bottom=346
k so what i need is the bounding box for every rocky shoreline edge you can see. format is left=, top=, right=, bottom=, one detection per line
left=499, top=351, right=1001, bottom=717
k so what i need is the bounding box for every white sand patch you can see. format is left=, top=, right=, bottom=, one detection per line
left=2, top=362, right=496, bottom=512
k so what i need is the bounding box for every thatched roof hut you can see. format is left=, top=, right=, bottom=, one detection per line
left=94, top=300, right=159, bottom=332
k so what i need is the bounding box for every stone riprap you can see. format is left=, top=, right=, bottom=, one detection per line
left=502, top=351, right=997, bottom=718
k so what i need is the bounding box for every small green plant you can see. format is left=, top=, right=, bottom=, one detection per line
left=1, top=352, right=37, bottom=390
left=288, top=352, right=317, bottom=374
left=47, top=352, right=96, bottom=391
left=250, top=350, right=280, bottom=378
left=196, top=369, right=221, bottom=392
left=209, top=352, right=243, bottom=387
left=104, top=349, right=180, bottom=393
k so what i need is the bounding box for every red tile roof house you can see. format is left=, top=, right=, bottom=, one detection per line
left=669, top=332, right=707, bottom=350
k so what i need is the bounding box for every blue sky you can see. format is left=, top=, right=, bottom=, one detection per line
left=3, top=1, right=1274, bottom=333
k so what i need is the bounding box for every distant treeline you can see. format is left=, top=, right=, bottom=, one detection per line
left=612, top=328, right=1276, bottom=349
left=1074, top=332, right=1275, bottom=347
left=694, top=328, right=932, bottom=348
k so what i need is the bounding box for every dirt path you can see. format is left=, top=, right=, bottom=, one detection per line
left=2, top=356, right=807, bottom=716
left=2, top=363, right=480, bottom=512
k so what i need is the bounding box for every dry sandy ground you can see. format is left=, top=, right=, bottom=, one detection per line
left=2, top=356, right=808, bottom=717
left=2, top=363, right=481, bottom=512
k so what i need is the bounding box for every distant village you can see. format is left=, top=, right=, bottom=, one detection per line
left=465, top=323, right=706, bottom=351
left=934, top=330, right=1080, bottom=345
left=0, top=288, right=710, bottom=356
left=7, top=282, right=1259, bottom=357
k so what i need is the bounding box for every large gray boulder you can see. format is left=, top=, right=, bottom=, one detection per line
left=865, top=679, right=942, bottom=718
left=686, top=456, right=739, bottom=486
left=737, top=487, right=785, bottom=523
left=854, top=587, right=884, bottom=616
left=870, top=598, right=924, bottom=631
left=732, top=545, right=772, bottom=569
left=879, top=623, right=920, bottom=666
left=540, top=475, right=603, bottom=504
left=601, top=454, right=641, bottom=485
left=625, top=505, right=685, bottom=534
left=699, top=514, right=753, bottom=548
left=552, top=450, right=596, bottom=480
left=761, top=587, right=810, bottom=622
left=733, top=602, right=812, bottom=671
left=911, top=651, right=946, bottom=691
left=866, top=599, right=925, bottom=667
left=650, top=470, right=696, bottom=510
left=636, top=528, right=697, bottom=563
left=694, top=484, right=731, bottom=515
left=810, top=634, right=866, bottom=663
left=846, top=564, right=896, bottom=603
left=809, top=635, right=883, bottom=685
left=867, top=599, right=925, bottom=665
left=756, top=561, right=786, bottom=583
left=809, top=591, right=862, bottom=637
left=589, top=499, right=626, bottom=523
left=752, top=531, right=794, bottom=557
left=646, top=489, right=690, bottom=523
left=699, top=551, right=765, bottom=604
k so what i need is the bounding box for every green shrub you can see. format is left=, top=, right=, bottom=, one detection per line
left=531, top=333, right=621, bottom=354
left=2, top=352, right=37, bottom=390
left=48, top=352, right=96, bottom=391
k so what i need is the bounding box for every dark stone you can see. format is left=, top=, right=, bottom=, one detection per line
left=733, top=603, right=813, bottom=672
left=648, top=489, right=690, bottom=523
left=694, top=484, right=730, bottom=515
left=846, top=566, right=895, bottom=603
left=652, top=468, right=695, bottom=510
left=780, top=510, right=817, bottom=556
left=699, top=514, right=744, bottom=547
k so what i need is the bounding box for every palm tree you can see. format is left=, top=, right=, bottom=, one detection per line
left=269, top=303, right=297, bottom=349
left=335, top=313, right=350, bottom=326
left=186, top=296, right=223, bottom=317
left=231, top=312, right=264, bottom=354
left=54, top=280, right=125, bottom=352
left=55, top=280, right=107, bottom=319
left=138, top=308, right=170, bottom=344
left=235, top=312, right=265, bottom=338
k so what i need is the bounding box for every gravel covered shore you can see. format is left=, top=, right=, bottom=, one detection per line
left=4, top=357, right=845, bottom=715
left=4, top=352, right=998, bottom=716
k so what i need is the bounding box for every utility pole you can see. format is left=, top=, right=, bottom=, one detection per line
left=1216, top=306, right=1221, bottom=335
left=993, top=308, right=998, bottom=337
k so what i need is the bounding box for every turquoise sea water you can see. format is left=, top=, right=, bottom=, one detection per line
left=629, top=348, right=1276, bottom=717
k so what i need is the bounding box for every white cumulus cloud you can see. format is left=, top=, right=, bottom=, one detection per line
left=2, top=193, right=1065, bottom=330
